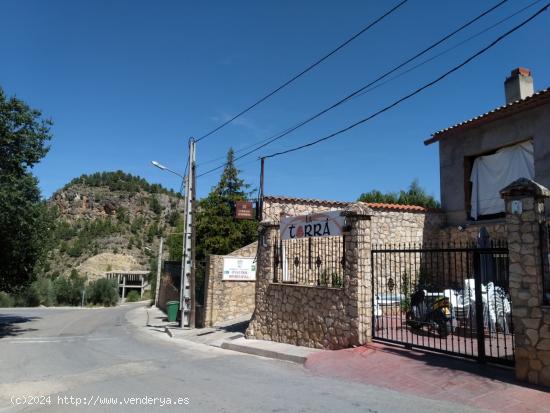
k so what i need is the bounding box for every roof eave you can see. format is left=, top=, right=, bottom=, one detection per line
left=423, top=87, right=550, bottom=146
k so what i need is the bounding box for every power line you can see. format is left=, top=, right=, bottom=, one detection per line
left=262, top=3, right=549, bottom=160
left=198, top=123, right=298, bottom=167
left=196, top=0, right=511, bottom=177
left=195, top=0, right=409, bottom=143
left=351, top=0, right=544, bottom=101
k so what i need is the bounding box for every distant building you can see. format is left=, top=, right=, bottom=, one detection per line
left=106, top=270, right=150, bottom=301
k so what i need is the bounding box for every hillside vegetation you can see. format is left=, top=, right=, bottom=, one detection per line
left=41, top=171, right=183, bottom=281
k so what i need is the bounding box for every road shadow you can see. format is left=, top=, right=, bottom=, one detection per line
left=0, top=314, right=40, bottom=339
left=218, top=319, right=249, bottom=334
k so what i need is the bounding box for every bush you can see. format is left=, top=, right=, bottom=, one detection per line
left=0, top=292, right=14, bottom=307
left=53, top=272, right=86, bottom=306
left=86, top=278, right=119, bottom=307
left=25, top=278, right=56, bottom=306
left=125, top=290, right=140, bottom=302
left=13, top=293, right=28, bottom=307
left=149, top=196, right=162, bottom=215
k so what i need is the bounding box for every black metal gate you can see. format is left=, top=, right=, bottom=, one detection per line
left=371, top=242, right=514, bottom=366
left=273, top=236, right=345, bottom=287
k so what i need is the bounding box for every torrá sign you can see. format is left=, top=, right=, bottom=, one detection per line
left=280, top=210, right=345, bottom=240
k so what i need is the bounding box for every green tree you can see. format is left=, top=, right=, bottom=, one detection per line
left=0, top=87, right=53, bottom=293
left=358, top=179, right=440, bottom=208
left=64, top=171, right=179, bottom=197
left=194, top=149, right=257, bottom=303
left=86, top=278, right=119, bottom=307
left=53, top=271, right=86, bottom=306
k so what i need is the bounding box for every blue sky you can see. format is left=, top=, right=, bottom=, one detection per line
left=1, top=0, right=549, bottom=202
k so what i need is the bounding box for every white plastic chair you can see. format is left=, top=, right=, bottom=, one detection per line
left=374, top=295, right=382, bottom=330
left=489, top=284, right=511, bottom=334
left=454, top=279, right=476, bottom=329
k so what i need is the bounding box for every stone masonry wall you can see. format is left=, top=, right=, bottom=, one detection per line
left=370, top=210, right=442, bottom=244
left=437, top=222, right=507, bottom=244
left=246, top=204, right=372, bottom=349
left=262, top=196, right=348, bottom=223
left=501, top=179, right=550, bottom=386
left=250, top=284, right=351, bottom=349
left=203, top=242, right=257, bottom=327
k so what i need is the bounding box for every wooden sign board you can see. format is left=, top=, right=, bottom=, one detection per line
left=235, top=201, right=255, bottom=220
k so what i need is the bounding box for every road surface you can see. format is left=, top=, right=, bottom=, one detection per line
left=0, top=304, right=482, bottom=412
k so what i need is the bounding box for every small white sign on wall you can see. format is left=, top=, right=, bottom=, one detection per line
left=511, top=200, right=523, bottom=215
left=222, top=257, right=256, bottom=281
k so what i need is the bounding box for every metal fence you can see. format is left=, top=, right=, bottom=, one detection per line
left=273, top=236, right=345, bottom=288
left=371, top=241, right=514, bottom=365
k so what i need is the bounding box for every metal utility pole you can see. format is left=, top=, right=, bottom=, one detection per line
left=189, top=159, right=197, bottom=329
left=259, top=157, right=265, bottom=221
left=154, top=237, right=163, bottom=307
left=180, top=138, right=196, bottom=328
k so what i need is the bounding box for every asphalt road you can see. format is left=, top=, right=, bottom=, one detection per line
left=0, top=305, right=483, bottom=413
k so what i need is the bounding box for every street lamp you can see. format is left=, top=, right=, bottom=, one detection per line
left=151, top=160, right=184, bottom=179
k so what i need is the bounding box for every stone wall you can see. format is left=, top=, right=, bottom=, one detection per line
left=370, top=209, right=443, bottom=244
left=501, top=178, right=550, bottom=386
left=203, top=242, right=257, bottom=327
left=246, top=204, right=372, bottom=349
left=264, top=194, right=446, bottom=243
left=262, top=196, right=348, bottom=223
left=437, top=221, right=507, bottom=244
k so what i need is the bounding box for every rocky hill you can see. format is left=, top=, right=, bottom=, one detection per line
left=43, top=171, right=183, bottom=281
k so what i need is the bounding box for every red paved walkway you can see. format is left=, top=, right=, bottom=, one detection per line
left=305, top=342, right=550, bottom=412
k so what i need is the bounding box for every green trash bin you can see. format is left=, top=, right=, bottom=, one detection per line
left=166, top=301, right=180, bottom=322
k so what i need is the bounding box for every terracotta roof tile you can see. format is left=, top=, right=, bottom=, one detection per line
left=263, top=195, right=348, bottom=207
left=425, top=87, right=550, bottom=145
left=365, top=202, right=427, bottom=212
left=263, top=195, right=428, bottom=213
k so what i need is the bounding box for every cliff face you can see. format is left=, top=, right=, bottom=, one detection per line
left=43, top=172, right=183, bottom=281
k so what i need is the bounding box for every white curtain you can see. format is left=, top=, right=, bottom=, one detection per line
left=470, top=141, right=534, bottom=219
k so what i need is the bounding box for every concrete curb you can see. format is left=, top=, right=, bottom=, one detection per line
left=221, top=341, right=309, bottom=364
left=146, top=308, right=317, bottom=365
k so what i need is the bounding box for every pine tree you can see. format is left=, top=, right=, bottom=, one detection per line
left=193, top=149, right=258, bottom=303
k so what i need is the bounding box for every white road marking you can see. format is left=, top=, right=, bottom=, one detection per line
left=1, top=337, right=116, bottom=344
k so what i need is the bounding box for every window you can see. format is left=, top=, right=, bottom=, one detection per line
left=468, top=140, right=534, bottom=220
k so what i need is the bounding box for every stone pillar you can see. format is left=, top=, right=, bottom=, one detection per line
left=500, top=178, right=550, bottom=385
left=246, top=221, right=279, bottom=340
left=342, top=203, right=373, bottom=345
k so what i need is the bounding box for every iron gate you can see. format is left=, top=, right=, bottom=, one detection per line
left=371, top=242, right=514, bottom=365
left=273, top=235, right=345, bottom=287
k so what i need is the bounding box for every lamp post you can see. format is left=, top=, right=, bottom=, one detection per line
left=151, top=161, right=184, bottom=179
